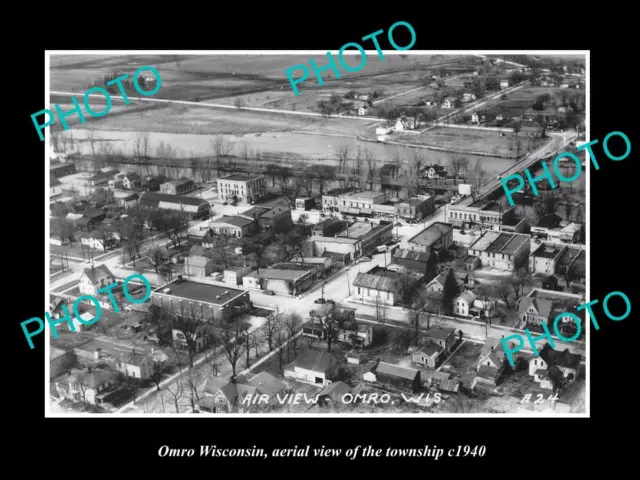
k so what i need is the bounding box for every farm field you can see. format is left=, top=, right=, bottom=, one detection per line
left=51, top=54, right=476, bottom=104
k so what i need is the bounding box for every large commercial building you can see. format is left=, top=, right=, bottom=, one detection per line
left=408, top=222, right=453, bottom=254
left=150, top=278, right=251, bottom=322
left=445, top=199, right=524, bottom=232
left=468, top=231, right=531, bottom=271
left=161, top=177, right=196, bottom=195
left=139, top=192, right=211, bottom=220
left=217, top=174, right=267, bottom=204
left=395, top=196, right=435, bottom=221
left=242, top=268, right=314, bottom=296
left=335, top=221, right=393, bottom=257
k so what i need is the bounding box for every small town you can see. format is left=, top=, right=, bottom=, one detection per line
left=47, top=52, right=586, bottom=415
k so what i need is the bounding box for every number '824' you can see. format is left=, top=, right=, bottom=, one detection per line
left=448, top=446, right=486, bottom=457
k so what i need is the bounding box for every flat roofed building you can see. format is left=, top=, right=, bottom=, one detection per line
left=395, top=195, right=435, bottom=221
left=150, top=278, right=251, bottom=322
left=210, top=215, right=257, bottom=238
left=408, top=222, right=453, bottom=253
left=529, top=242, right=566, bottom=275
left=445, top=199, right=517, bottom=231
left=217, top=173, right=267, bottom=204
left=243, top=268, right=315, bottom=296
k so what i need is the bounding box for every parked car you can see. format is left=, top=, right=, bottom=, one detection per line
left=264, top=289, right=276, bottom=296
left=314, top=298, right=326, bottom=304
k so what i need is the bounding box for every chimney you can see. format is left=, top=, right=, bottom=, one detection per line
left=94, top=348, right=101, bottom=360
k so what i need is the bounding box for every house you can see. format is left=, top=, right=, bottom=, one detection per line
left=412, top=340, right=444, bottom=368
left=516, top=288, right=584, bottom=335
left=442, top=96, right=458, bottom=109
left=454, top=290, right=477, bottom=317
left=363, top=360, right=421, bottom=393
left=199, top=371, right=287, bottom=413
left=122, top=173, right=142, bottom=190
left=79, top=231, right=117, bottom=251
left=78, top=265, right=116, bottom=296
left=423, top=165, right=447, bottom=179
left=161, top=177, right=196, bottom=195
left=240, top=206, right=292, bottom=232
left=423, top=326, right=456, bottom=353
left=358, top=106, right=369, bottom=116
left=50, top=162, right=77, bottom=178
left=528, top=242, right=566, bottom=275
left=295, top=197, right=315, bottom=211
left=283, top=349, right=339, bottom=387
left=462, top=92, right=477, bottom=102
left=89, top=172, right=112, bottom=186
left=115, top=351, right=154, bottom=380
left=209, top=215, right=257, bottom=238
left=530, top=343, right=581, bottom=390
left=500, top=79, right=510, bottom=89
left=426, top=272, right=447, bottom=294
left=304, top=305, right=373, bottom=348
left=223, top=265, right=254, bottom=286
left=395, top=116, right=416, bottom=131
left=471, top=112, right=480, bottom=124
left=50, top=177, right=63, bottom=196
left=519, top=125, right=545, bottom=138
left=476, top=337, right=509, bottom=378
left=408, top=222, right=453, bottom=254
left=463, top=255, right=480, bottom=271
left=472, top=365, right=500, bottom=388
left=467, top=231, right=531, bottom=271
left=118, top=193, right=139, bottom=209
left=217, top=174, right=267, bottom=203
left=54, top=368, right=119, bottom=406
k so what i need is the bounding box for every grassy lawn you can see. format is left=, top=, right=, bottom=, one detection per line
left=446, top=341, right=483, bottom=378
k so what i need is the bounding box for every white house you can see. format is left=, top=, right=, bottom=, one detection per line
left=50, top=178, right=63, bottom=196
left=529, top=356, right=553, bottom=389
left=454, top=290, right=477, bottom=317
left=395, top=117, right=416, bottom=131
left=471, top=112, right=480, bottom=124
left=54, top=368, right=119, bottom=406
left=358, top=106, right=369, bottom=116
left=412, top=340, right=444, bottom=368
left=462, top=92, right=476, bottom=103
left=500, top=80, right=510, bottom=89
left=80, top=233, right=117, bottom=251
left=116, top=352, right=154, bottom=380
left=118, top=193, right=139, bottom=209
left=442, top=97, right=457, bottom=109
left=78, top=265, right=116, bottom=296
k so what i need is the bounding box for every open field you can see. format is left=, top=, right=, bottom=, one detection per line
left=51, top=54, right=475, bottom=104
left=396, top=127, right=519, bottom=157
left=67, top=103, right=376, bottom=137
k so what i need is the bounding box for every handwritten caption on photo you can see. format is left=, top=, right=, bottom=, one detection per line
left=285, top=21, right=416, bottom=96
left=158, top=444, right=487, bottom=460
left=501, top=130, right=631, bottom=206
left=32, top=66, right=162, bottom=141
left=22, top=273, right=151, bottom=349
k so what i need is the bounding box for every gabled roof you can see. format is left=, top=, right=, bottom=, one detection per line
left=393, top=248, right=430, bottom=263
left=415, top=340, right=444, bottom=358
left=286, top=349, right=336, bottom=374
left=56, top=369, right=118, bottom=389
left=81, top=265, right=114, bottom=284
left=50, top=177, right=62, bottom=187
left=140, top=192, right=209, bottom=208
left=457, top=290, right=477, bottom=305
left=317, top=381, right=351, bottom=401
left=212, top=215, right=255, bottom=229
left=424, top=326, right=456, bottom=341
left=353, top=272, right=400, bottom=293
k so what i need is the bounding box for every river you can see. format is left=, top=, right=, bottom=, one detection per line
left=70, top=129, right=514, bottom=177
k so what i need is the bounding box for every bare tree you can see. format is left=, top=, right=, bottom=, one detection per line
left=172, top=304, right=205, bottom=368
left=375, top=296, right=388, bottom=325
left=149, top=247, right=168, bottom=273
left=510, top=267, right=532, bottom=301
left=283, top=312, right=303, bottom=362
left=220, top=318, right=247, bottom=378
left=86, top=130, right=97, bottom=156
left=273, top=319, right=290, bottom=372
left=364, top=148, right=379, bottom=190
left=182, top=370, right=201, bottom=412
left=353, top=146, right=363, bottom=178
left=408, top=287, right=431, bottom=345
left=212, top=135, right=233, bottom=157
left=165, top=382, right=185, bottom=413
left=261, top=310, right=281, bottom=352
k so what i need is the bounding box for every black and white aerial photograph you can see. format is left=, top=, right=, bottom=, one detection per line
left=46, top=51, right=587, bottom=416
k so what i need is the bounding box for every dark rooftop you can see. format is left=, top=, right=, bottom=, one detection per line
left=408, top=222, right=452, bottom=247
left=221, top=174, right=263, bottom=182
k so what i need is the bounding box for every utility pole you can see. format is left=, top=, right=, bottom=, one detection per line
left=346, top=270, right=351, bottom=296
